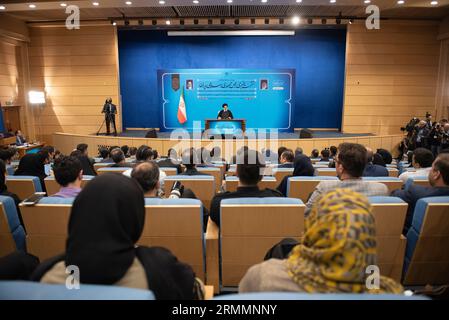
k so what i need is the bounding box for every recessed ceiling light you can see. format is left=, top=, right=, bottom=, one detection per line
left=261, top=0, right=268, bottom=3
left=296, top=0, right=302, bottom=3
left=159, top=0, right=165, bottom=4
left=330, top=0, right=336, bottom=3
left=112, top=21, right=117, bottom=26
left=430, top=1, right=438, bottom=5
left=397, top=0, right=405, bottom=4
left=126, top=1, right=132, bottom=5
left=60, top=3, right=67, bottom=7
left=0, top=5, right=6, bottom=10
left=92, top=2, right=99, bottom=6
left=165, top=20, right=171, bottom=25
left=193, top=0, right=199, bottom=4
left=227, top=0, right=233, bottom=3
left=364, top=0, right=371, bottom=3
left=29, top=4, right=36, bottom=8
left=292, top=16, right=300, bottom=25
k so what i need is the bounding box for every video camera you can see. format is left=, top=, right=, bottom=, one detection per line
left=401, top=117, right=420, bottom=133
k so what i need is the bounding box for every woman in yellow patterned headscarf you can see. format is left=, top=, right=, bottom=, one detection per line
left=286, top=188, right=403, bottom=294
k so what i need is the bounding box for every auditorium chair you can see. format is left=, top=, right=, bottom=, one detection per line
left=163, top=175, right=215, bottom=209
left=159, top=167, right=178, bottom=176
left=197, top=167, right=222, bottom=192
left=20, top=198, right=74, bottom=261
left=5, top=176, right=43, bottom=199
left=387, top=168, right=399, bottom=177
left=6, top=165, right=15, bottom=176
left=214, top=198, right=305, bottom=290
left=93, top=163, right=112, bottom=172
left=286, top=176, right=339, bottom=202
left=368, top=196, right=408, bottom=282
left=0, top=281, right=155, bottom=300
left=316, top=167, right=337, bottom=176
left=97, top=167, right=130, bottom=175
left=362, top=177, right=403, bottom=193
left=224, top=176, right=277, bottom=192
left=404, top=176, right=430, bottom=190
left=44, top=175, right=95, bottom=196
left=403, top=196, right=449, bottom=286
left=214, top=292, right=428, bottom=300
left=272, top=167, right=294, bottom=182
left=138, top=198, right=206, bottom=282
left=0, top=196, right=26, bottom=257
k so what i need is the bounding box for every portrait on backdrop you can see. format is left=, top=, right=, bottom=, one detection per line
left=260, top=79, right=268, bottom=90
left=186, top=80, right=194, bottom=90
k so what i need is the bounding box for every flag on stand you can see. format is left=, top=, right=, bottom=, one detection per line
left=177, top=87, right=187, bottom=124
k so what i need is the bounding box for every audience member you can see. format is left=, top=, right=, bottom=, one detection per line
left=70, top=150, right=96, bottom=176
left=363, top=147, right=388, bottom=177
left=210, top=149, right=282, bottom=227
left=98, top=147, right=111, bottom=163
left=372, top=153, right=386, bottom=167
left=0, top=147, right=17, bottom=165
left=180, top=148, right=210, bottom=176
left=320, top=149, right=330, bottom=162
left=392, top=153, right=449, bottom=234
left=157, top=148, right=182, bottom=174
left=15, top=130, right=26, bottom=146
left=377, top=148, right=393, bottom=165
left=239, top=189, right=403, bottom=294
left=129, top=147, right=137, bottom=159
left=277, top=150, right=294, bottom=168
left=14, top=151, right=49, bottom=191
left=51, top=156, right=83, bottom=198
left=294, top=147, right=303, bottom=157
left=398, top=148, right=434, bottom=183
left=41, top=146, right=56, bottom=161
left=310, top=149, right=319, bottom=159
left=31, top=174, right=201, bottom=300
left=110, top=149, right=131, bottom=167
left=131, top=162, right=160, bottom=198
left=329, top=146, right=337, bottom=159
left=277, top=146, right=288, bottom=163
left=121, top=145, right=130, bottom=158
left=136, top=145, right=154, bottom=162
left=276, top=154, right=315, bottom=196
left=305, top=143, right=388, bottom=212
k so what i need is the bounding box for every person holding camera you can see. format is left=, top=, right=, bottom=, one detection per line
left=441, top=123, right=449, bottom=151
left=429, top=122, right=443, bottom=157
left=414, top=120, right=430, bottom=149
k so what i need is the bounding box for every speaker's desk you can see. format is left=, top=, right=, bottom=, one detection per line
left=205, top=119, right=246, bottom=134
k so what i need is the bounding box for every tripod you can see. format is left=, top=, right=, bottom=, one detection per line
left=96, top=116, right=107, bottom=136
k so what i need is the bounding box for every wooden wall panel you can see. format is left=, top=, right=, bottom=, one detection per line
left=0, top=39, right=23, bottom=109
left=28, top=26, right=120, bottom=144
left=343, top=21, right=441, bottom=135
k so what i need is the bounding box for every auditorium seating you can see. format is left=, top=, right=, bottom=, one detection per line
left=0, top=196, right=26, bottom=256
left=403, top=196, right=449, bottom=286
left=225, top=176, right=277, bottom=192
left=387, top=168, right=399, bottom=177
left=214, top=292, right=428, bottom=300
left=316, top=167, right=337, bottom=176
left=216, top=198, right=305, bottom=289
left=93, top=163, right=112, bottom=172
left=0, top=281, right=155, bottom=300
left=159, top=167, right=178, bottom=176
left=138, top=198, right=206, bottom=281
left=6, top=165, right=15, bottom=176
left=272, top=168, right=294, bottom=182
left=404, top=176, right=431, bottom=189
left=20, top=198, right=74, bottom=261
left=362, top=177, right=403, bottom=193
left=368, top=196, right=408, bottom=282
left=286, top=176, right=339, bottom=202
left=163, top=175, right=215, bottom=209
left=5, top=176, right=43, bottom=199
left=44, top=175, right=95, bottom=196
left=97, top=167, right=130, bottom=175
left=197, top=167, right=222, bottom=192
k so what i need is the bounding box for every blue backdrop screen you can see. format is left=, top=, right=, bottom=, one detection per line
left=159, top=69, right=294, bottom=131
left=118, top=29, right=346, bottom=130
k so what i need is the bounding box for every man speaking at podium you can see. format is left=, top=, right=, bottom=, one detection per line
left=217, top=103, right=234, bottom=120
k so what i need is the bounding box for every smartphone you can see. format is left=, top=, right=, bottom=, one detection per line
left=22, top=192, right=46, bottom=206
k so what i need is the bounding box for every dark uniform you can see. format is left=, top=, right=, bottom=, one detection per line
left=217, top=109, right=234, bottom=120
left=102, top=102, right=117, bottom=135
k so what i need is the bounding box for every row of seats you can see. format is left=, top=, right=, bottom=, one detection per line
left=2, top=195, right=448, bottom=293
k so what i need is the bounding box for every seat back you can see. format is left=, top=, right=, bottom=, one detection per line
left=404, top=176, right=431, bottom=190
left=0, top=196, right=26, bottom=256
left=368, top=196, right=408, bottom=282
left=197, top=167, right=222, bottom=192
left=97, top=167, right=130, bottom=175
left=163, top=176, right=215, bottom=209
left=20, top=198, right=74, bottom=261
left=316, top=168, right=336, bottom=176
left=6, top=176, right=43, bottom=199
left=403, top=196, right=449, bottom=285
left=273, top=168, right=294, bottom=182
left=159, top=167, right=178, bottom=176
left=287, top=176, right=339, bottom=202
left=0, top=281, right=155, bottom=300
left=387, top=168, right=399, bottom=177
left=44, top=176, right=94, bottom=196
left=219, top=198, right=305, bottom=288
left=213, top=292, right=428, bottom=300
left=93, top=163, right=112, bottom=173
left=362, top=177, right=402, bottom=193
left=225, top=176, right=277, bottom=193
left=138, top=198, right=205, bottom=281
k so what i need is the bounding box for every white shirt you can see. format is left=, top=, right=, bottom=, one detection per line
left=398, top=167, right=432, bottom=183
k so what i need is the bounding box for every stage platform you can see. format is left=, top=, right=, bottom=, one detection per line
left=116, top=130, right=375, bottom=140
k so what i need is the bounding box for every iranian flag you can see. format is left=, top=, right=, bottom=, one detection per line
left=177, top=87, right=187, bottom=124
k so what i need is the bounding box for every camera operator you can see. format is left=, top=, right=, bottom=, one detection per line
left=441, top=123, right=449, bottom=151
left=425, top=112, right=433, bottom=130
left=429, top=122, right=444, bottom=157
left=414, top=120, right=430, bottom=149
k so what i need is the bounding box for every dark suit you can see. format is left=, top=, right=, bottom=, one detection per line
left=276, top=163, right=294, bottom=169
left=217, top=109, right=233, bottom=120
left=179, top=167, right=210, bottom=176
left=210, top=186, right=283, bottom=227
left=102, top=103, right=117, bottom=135
left=157, top=158, right=182, bottom=174
left=391, top=185, right=449, bottom=234
left=363, top=164, right=389, bottom=177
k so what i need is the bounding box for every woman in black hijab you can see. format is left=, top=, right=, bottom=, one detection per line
left=276, top=154, right=315, bottom=196
left=372, top=153, right=386, bottom=167
left=14, top=151, right=49, bottom=193
left=31, top=174, right=199, bottom=300
left=70, top=150, right=97, bottom=176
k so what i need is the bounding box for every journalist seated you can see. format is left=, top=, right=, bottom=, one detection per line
left=51, top=156, right=83, bottom=198
left=392, top=153, right=449, bottom=234
left=398, top=148, right=434, bottom=183
left=363, top=147, right=388, bottom=177
left=180, top=148, right=211, bottom=176
left=157, top=148, right=182, bottom=174
left=209, top=149, right=283, bottom=227
left=239, top=189, right=403, bottom=295
left=276, top=149, right=294, bottom=168
left=110, top=149, right=133, bottom=168
left=305, top=143, right=388, bottom=213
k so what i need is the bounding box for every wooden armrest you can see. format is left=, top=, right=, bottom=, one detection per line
left=205, top=218, right=220, bottom=293
left=206, top=218, right=219, bottom=240
left=204, top=285, right=214, bottom=300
